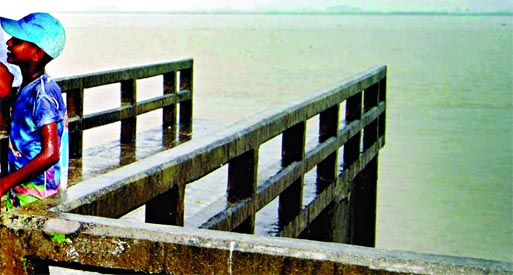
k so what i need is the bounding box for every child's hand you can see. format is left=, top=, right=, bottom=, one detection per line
left=9, top=141, right=22, bottom=158
left=0, top=178, right=7, bottom=198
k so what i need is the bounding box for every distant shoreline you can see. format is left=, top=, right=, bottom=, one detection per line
left=57, top=10, right=513, bottom=17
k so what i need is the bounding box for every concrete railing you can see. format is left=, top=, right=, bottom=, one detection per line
left=1, top=63, right=512, bottom=275
left=0, top=59, right=194, bottom=176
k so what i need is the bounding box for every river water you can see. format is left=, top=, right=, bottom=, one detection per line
left=45, top=13, right=512, bottom=263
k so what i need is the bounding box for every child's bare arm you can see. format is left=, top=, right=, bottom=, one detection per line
left=0, top=122, right=60, bottom=196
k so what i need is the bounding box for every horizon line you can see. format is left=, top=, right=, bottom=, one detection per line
left=56, top=10, right=513, bottom=16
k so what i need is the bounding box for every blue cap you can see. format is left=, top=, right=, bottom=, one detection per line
left=0, top=12, right=66, bottom=59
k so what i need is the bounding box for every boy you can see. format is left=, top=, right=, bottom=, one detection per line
left=0, top=12, right=68, bottom=209
left=0, top=25, right=22, bottom=132
left=0, top=25, right=21, bottom=98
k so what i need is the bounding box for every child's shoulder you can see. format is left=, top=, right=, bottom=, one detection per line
left=34, top=74, right=60, bottom=91
left=22, top=75, right=60, bottom=100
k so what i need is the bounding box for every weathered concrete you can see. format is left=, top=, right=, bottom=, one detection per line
left=1, top=212, right=512, bottom=275
left=67, top=119, right=222, bottom=186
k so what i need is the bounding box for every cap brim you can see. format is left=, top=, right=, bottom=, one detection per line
left=0, top=17, right=32, bottom=43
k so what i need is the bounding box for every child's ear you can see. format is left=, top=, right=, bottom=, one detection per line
left=32, top=48, right=47, bottom=62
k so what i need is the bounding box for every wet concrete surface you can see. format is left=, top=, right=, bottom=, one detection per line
left=68, top=119, right=229, bottom=186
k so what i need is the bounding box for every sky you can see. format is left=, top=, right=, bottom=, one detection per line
left=1, top=0, right=512, bottom=16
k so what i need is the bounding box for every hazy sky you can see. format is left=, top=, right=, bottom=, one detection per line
left=2, top=0, right=512, bottom=16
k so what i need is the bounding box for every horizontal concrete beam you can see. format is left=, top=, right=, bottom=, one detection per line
left=56, top=59, right=194, bottom=90
left=1, top=212, right=511, bottom=275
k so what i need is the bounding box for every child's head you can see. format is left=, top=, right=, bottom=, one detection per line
left=0, top=12, right=66, bottom=61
